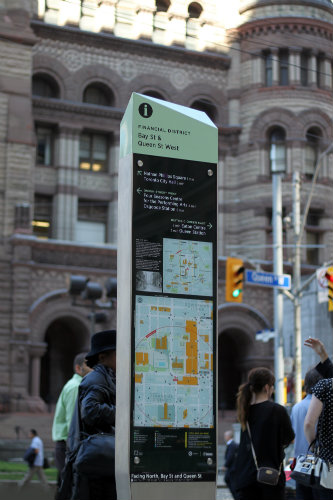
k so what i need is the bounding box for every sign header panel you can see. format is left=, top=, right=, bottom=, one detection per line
left=245, top=270, right=291, bottom=289
left=120, top=93, right=217, bottom=163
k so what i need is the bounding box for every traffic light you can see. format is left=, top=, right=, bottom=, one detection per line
left=225, top=257, right=244, bottom=303
left=325, top=267, right=333, bottom=312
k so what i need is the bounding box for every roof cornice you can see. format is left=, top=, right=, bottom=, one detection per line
left=30, top=19, right=230, bottom=70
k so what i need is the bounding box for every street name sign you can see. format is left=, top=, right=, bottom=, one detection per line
left=245, top=270, right=291, bottom=289
left=117, top=93, right=217, bottom=500
left=255, top=329, right=276, bottom=342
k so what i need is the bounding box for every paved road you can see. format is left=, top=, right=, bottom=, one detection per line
left=0, top=482, right=234, bottom=500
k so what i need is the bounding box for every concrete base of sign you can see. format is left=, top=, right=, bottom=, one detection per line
left=131, top=481, right=216, bottom=500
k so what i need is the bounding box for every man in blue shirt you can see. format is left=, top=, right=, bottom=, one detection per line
left=291, top=368, right=322, bottom=500
left=18, top=429, right=49, bottom=490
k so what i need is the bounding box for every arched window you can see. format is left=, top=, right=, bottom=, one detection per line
left=188, top=2, right=203, bottom=18
left=305, top=127, right=321, bottom=179
left=155, top=0, right=170, bottom=12
left=190, top=99, right=217, bottom=122
left=32, top=74, right=59, bottom=98
left=83, top=83, right=113, bottom=106
left=269, top=127, right=286, bottom=173
left=142, top=90, right=165, bottom=100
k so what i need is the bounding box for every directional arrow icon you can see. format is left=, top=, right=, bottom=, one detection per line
left=137, top=188, right=142, bottom=195
left=207, top=223, right=212, bottom=229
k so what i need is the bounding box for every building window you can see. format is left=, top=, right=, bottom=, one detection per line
left=190, top=99, right=217, bottom=122
left=76, top=199, right=108, bottom=244
left=32, top=74, right=59, bottom=98
left=305, top=211, right=321, bottom=265
left=269, top=127, right=286, bottom=173
left=264, top=51, right=273, bottom=87
left=83, top=83, right=113, bottom=106
left=142, top=90, right=165, bottom=100
left=32, top=194, right=52, bottom=239
left=36, top=125, right=54, bottom=166
left=279, top=49, right=289, bottom=86
left=79, top=133, right=108, bottom=172
left=305, top=128, right=321, bottom=179
left=300, top=51, right=309, bottom=86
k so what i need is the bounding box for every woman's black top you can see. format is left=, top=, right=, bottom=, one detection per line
left=316, top=358, right=333, bottom=379
left=235, top=400, right=295, bottom=490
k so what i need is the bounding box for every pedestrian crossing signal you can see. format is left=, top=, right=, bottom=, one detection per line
left=225, top=257, right=244, bottom=303
left=325, top=267, right=333, bottom=312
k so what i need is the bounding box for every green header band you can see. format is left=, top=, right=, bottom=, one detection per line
left=120, top=93, right=218, bottom=163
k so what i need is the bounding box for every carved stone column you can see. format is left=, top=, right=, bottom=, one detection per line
left=30, top=342, right=48, bottom=398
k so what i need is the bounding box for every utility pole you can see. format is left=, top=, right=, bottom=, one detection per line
left=293, top=171, right=302, bottom=403
left=272, top=171, right=285, bottom=405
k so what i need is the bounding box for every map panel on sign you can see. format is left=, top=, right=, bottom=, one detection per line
left=163, top=238, right=213, bottom=296
left=134, top=295, right=214, bottom=428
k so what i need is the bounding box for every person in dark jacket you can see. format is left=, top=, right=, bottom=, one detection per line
left=234, top=367, right=295, bottom=500
left=223, top=430, right=239, bottom=499
left=304, top=338, right=333, bottom=378
left=72, top=329, right=117, bottom=500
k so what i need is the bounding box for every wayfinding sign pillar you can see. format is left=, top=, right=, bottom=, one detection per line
left=116, top=93, right=218, bottom=500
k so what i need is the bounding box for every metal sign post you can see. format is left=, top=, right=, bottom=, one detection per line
left=116, top=93, right=218, bottom=500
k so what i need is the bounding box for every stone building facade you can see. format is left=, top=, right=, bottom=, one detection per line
left=0, top=0, right=332, bottom=411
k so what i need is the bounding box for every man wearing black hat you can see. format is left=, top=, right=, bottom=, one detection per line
left=73, top=330, right=117, bottom=500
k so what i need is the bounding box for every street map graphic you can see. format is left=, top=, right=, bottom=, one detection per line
left=134, top=295, right=214, bottom=428
left=163, top=238, right=212, bottom=296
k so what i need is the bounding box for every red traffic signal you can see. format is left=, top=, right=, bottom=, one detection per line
left=325, top=271, right=333, bottom=283
left=325, top=267, right=333, bottom=312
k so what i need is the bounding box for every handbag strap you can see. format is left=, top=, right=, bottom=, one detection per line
left=246, top=422, right=282, bottom=473
left=246, top=422, right=259, bottom=470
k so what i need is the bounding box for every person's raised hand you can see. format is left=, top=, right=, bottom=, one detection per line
left=304, top=337, right=328, bottom=362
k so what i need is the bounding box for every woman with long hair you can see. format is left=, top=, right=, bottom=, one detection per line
left=234, top=367, right=294, bottom=500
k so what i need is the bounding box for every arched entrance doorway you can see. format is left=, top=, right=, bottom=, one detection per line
left=217, top=303, right=272, bottom=411
left=40, top=316, right=90, bottom=406
left=218, top=328, right=251, bottom=410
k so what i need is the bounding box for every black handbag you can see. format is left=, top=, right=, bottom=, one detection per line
left=247, top=422, right=282, bottom=486
left=74, top=432, right=115, bottom=477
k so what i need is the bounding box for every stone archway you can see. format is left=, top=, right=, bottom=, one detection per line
left=40, top=315, right=90, bottom=406
left=29, top=293, right=92, bottom=408
left=217, top=303, right=273, bottom=411
left=218, top=327, right=251, bottom=410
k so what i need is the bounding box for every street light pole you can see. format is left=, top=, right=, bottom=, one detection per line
left=293, top=171, right=302, bottom=403
left=272, top=172, right=285, bottom=405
